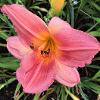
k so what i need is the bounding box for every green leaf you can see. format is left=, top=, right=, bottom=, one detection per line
left=82, top=81, right=100, bottom=94
left=30, top=6, right=48, bottom=12
left=79, top=0, right=87, bottom=10
left=88, top=1, right=100, bottom=11
left=86, top=65, right=100, bottom=69
left=0, top=31, right=8, bottom=40
left=14, top=83, right=23, bottom=100
left=61, top=87, right=66, bottom=100
left=0, top=57, right=19, bottom=71
left=89, top=31, right=100, bottom=37
left=40, top=88, right=54, bottom=100
left=33, top=94, right=40, bottom=100
left=93, top=17, right=100, bottom=23
left=14, top=92, right=24, bottom=100
left=93, top=57, right=100, bottom=61
left=14, top=83, right=21, bottom=98
left=0, top=78, right=16, bottom=90
left=78, top=85, right=89, bottom=100
left=92, top=71, right=100, bottom=79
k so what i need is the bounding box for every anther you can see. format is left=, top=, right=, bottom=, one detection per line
left=30, top=43, right=34, bottom=49
left=41, top=49, right=50, bottom=57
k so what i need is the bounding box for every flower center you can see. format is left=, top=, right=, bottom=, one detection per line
left=30, top=36, right=59, bottom=63
left=40, top=38, right=56, bottom=58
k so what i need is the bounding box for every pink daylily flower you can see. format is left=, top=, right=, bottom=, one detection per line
left=1, top=4, right=100, bottom=93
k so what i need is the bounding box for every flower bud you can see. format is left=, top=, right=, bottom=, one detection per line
left=49, top=0, right=65, bottom=16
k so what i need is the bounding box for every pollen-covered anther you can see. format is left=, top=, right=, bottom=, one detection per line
left=41, top=49, right=50, bottom=57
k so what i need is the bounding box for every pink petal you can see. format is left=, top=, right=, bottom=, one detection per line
left=55, top=60, right=80, bottom=87
left=16, top=52, right=55, bottom=93
left=48, top=17, right=100, bottom=67
left=1, top=4, right=49, bottom=45
left=7, top=36, right=32, bottom=59
left=48, top=17, right=71, bottom=35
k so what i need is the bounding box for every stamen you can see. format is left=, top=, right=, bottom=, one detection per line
left=30, top=43, right=34, bottom=49
left=41, top=49, right=50, bottom=57
left=41, top=50, right=44, bottom=54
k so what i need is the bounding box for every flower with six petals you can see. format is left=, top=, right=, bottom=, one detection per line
left=1, top=4, right=100, bottom=93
